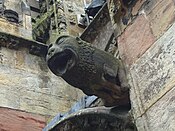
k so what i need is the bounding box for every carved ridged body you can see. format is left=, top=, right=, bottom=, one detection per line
left=46, top=35, right=129, bottom=106
left=62, top=41, right=119, bottom=95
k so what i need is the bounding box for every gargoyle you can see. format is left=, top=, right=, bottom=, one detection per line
left=46, top=35, right=130, bottom=107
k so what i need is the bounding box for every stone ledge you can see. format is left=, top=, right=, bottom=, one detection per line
left=0, top=31, right=47, bottom=57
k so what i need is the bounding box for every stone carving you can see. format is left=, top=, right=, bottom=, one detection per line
left=0, top=34, right=19, bottom=49
left=69, top=15, right=76, bottom=25
left=4, top=9, right=19, bottom=23
left=8, top=38, right=20, bottom=49
left=0, top=34, right=8, bottom=46
left=0, top=32, right=47, bottom=57
left=46, top=35, right=130, bottom=107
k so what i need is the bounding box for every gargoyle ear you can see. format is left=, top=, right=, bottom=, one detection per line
left=48, top=43, right=53, bottom=49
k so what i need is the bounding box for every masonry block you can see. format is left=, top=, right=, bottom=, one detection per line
left=146, top=0, right=175, bottom=39
left=130, top=22, right=175, bottom=118
left=117, top=0, right=175, bottom=66
left=0, top=47, right=84, bottom=117
left=131, top=0, right=146, bottom=16
left=135, top=86, right=175, bottom=131
left=118, top=15, right=155, bottom=66
left=145, top=87, right=175, bottom=131
left=0, top=107, right=46, bottom=131
left=0, top=18, right=32, bottom=39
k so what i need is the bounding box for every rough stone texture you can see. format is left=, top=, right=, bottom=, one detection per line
left=0, top=47, right=84, bottom=117
left=116, top=0, right=175, bottom=130
left=0, top=18, right=32, bottom=39
left=64, top=0, right=84, bottom=36
left=4, top=0, right=33, bottom=32
left=117, top=0, right=175, bottom=66
left=130, top=22, right=175, bottom=130
left=131, top=0, right=146, bottom=16
left=145, top=87, right=175, bottom=131
left=118, top=14, right=156, bottom=66
left=0, top=107, right=46, bottom=131
left=28, top=0, right=39, bottom=9
left=146, top=0, right=175, bottom=39
left=135, top=86, right=175, bottom=131
left=4, top=0, right=21, bottom=14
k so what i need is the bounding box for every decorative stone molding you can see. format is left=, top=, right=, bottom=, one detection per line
left=0, top=31, right=47, bottom=57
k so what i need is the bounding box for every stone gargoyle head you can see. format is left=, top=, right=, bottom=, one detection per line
left=46, top=35, right=79, bottom=76
left=46, top=35, right=130, bottom=107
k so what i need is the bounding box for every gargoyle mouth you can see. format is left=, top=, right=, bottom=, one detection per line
left=47, top=49, right=76, bottom=76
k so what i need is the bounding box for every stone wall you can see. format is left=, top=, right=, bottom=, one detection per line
left=0, top=0, right=85, bottom=129
left=113, top=0, right=175, bottom=130
left=0, top=107, right=46, bottom=131
left=0, top=46, right=84, bottom=116
left=0, top=44, right=84, bottom=130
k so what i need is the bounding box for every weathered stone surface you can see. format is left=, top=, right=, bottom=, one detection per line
left=146, top=0, right=175, bottom=39
left=117, top=0, right=175, bottom=66
left=28, top=0, right=39, bottom=9
left=132, top=0, right=146, bottom=16
left=145, top=86, right=175, bottom=131
left=130, top=22, right=175, bottom=118
left=64, top=0, right=84, bottom=36
left=0, top=107, right=46, bottom=131
left=4, top=0, right=21, bottom=12
left=134, top=116, right=149, bottom=131
left=118, top=15, right=155, bottom=66
left=0, top=47, right=84, bottom=116
left=131, top=0, right=175, bottom=38
left=135, top=86, right=175, bottom=131
left=46, top=35, right=130, bottom=107
left=0, top=18, right=32, bottom=39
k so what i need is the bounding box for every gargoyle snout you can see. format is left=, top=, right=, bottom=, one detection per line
left=47, top=48, right=55, bottom=57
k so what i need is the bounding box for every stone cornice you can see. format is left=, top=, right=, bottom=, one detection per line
left=0, top=31, right=48, bottom=57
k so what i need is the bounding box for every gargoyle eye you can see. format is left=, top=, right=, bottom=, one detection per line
left=57, top=38, right=66, bottom=45
left=56, top=36, right=69, bottom=45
